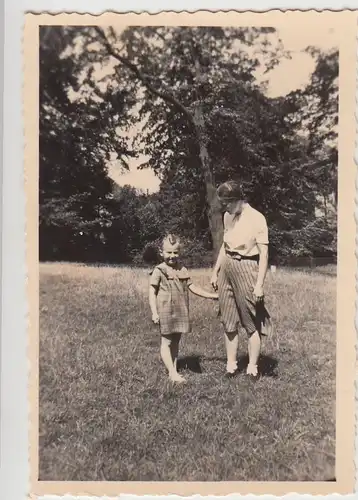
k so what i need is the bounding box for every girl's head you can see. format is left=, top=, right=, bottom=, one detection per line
left=161, top=234, right=182, bottom=267
left=217, top=180, right=246, bottom=215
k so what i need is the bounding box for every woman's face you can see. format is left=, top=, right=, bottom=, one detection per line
left=220, top=198, right=245, bottom=215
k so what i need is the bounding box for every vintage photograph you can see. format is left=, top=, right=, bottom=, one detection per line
left=25, top=11, right=355, bottom=495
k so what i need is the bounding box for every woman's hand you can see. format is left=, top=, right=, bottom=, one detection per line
left=253, top=283, right=264, bottom=302
left=152, top=313, right=160, bottom=324
left=210, top=271, right=219, bottom=292
left=211, top=244, right=225, bottom=292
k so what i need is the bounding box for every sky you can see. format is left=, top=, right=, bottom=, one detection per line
left=108, top=25, right=337, bottom=193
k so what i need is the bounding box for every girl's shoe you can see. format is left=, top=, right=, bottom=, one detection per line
left=170, top=373, right=187, bottom=384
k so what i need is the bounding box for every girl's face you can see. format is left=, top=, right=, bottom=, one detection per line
left=220, top=198, right=245, bottom=215
left=162, top=242, right=181, bottom=267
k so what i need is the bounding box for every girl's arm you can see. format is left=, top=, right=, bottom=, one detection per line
left=253, top=243, right=269, bottom=300
left=149, top=285, right=160, bottom=323
left=189, top=283, right=218, bottom=300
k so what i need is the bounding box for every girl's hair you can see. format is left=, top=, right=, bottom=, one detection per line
left=162, top=233, right=181, bottom=248
left=217, top=180, right=243, bottom=201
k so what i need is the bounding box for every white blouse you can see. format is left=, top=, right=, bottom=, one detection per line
left=223, top=203, right=269, bottom=257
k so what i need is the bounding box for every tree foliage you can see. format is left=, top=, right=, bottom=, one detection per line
left=69, top=26, right=293, bottom=257
left=39, top=26, right=338, bottom=265
left=39, top=26, right=136, bottom=260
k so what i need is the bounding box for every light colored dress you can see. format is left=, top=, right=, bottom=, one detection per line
left=150, top=262, right=192, bottom=336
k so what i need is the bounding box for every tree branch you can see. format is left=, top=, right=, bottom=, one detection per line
left=94, top=27, right=194, bottom=124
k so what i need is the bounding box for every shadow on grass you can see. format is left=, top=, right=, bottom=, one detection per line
left=202, top=354, right=279, bottom=377
left=238, top=354, right=279, bottom=377
left=177, top=355, right=203, bottom=373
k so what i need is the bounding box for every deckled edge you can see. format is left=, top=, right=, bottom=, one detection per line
left=29, top=494, right=358, bottom=499
left=23, top=12, right=34, bottom=500
left=354, top=15, right=358, bottom=496
left=22, top=8, right=358, bottom=15
left=24, top=9, right=357, bottom=500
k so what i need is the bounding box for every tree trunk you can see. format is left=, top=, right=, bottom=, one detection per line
left=322, top=194, right=327, bottom=220
left=190, top=48, right=223, bottom=262
left=99, top=31, right=224, bottom=261
left=193, top=105, right=223, bottom=262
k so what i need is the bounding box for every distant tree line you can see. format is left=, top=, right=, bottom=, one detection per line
left=39, top=26, right=338, bottom=266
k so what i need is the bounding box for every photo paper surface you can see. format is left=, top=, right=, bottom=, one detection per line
left=23, top=10, right=357, bottom=497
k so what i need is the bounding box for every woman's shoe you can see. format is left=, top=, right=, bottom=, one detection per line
left=247, top=373, right=260, bottom=382
left=225, top=369, right=239, bottom=379
left=246, top=363, right=260, bottom=382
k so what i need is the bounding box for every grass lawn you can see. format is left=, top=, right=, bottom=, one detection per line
left=39, top=262, right=336, bottom=481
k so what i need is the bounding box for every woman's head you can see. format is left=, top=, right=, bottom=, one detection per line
left=161, top=233, right=182, bottom=267
left=217, top=180, right=246, bottom=214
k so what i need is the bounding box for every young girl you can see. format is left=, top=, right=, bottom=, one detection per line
left=149, top=234, right=218, bottom=383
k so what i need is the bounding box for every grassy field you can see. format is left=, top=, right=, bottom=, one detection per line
left=39, top=262, right=336, bottom=482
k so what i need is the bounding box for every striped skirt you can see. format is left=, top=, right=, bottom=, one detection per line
left=218, top=255, right=272, bottom=336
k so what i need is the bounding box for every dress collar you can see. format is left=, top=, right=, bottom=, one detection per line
left=227, top=202, right=250, bottom=221
left=156, top=262, right=190, bottom=279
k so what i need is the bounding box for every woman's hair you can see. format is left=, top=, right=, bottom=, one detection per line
left=162, top=233, right=181, bottom=248
left=217, top=180, right=243, bottom=201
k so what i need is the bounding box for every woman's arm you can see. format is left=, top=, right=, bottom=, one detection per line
left=210, top=243, right=225, bottom=290
left=149, top=285, right=160, bottom=323
left=253, top=243, right=269, bottom=300
left=213, top=243, right=225, bottom=275
left=189, top=283, right=218, bottom=299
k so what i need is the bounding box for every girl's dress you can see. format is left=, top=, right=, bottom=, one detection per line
left=150, top=262, right=192, bottom=336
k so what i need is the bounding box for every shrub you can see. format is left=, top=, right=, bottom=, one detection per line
left=132, top=236, right=213, bottom=269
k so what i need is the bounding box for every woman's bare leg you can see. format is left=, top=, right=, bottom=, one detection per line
left=247, top=330, right=260, bottom=376
left=225, top=331, right=239, bottom=373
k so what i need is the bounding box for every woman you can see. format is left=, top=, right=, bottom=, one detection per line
left=211, top=180, right=272, bottom=380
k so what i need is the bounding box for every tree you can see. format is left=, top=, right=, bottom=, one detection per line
left=286, top=48, right=338, bottom=214
left=136, top=74, right=320, bottom=260
left=103, top=185, right=147, bottom=262
left=279, top=47, right=338, bottom=259
left=71, top=26, right=290, bottom=259
left=40, top=26, right=338, bottom=264
left=39, top=26, right=136, bottom=260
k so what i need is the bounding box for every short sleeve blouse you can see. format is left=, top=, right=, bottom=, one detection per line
left=223, top=204, right=269, bottom=257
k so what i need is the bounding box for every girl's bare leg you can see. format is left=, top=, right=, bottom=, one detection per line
left=225, top=331, right=239, bottom=373
left=160, top=335, right=175, bottom=374
left=161, top=334, right=185, bottom=383
left=170, top=333, right=181, bottom=374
